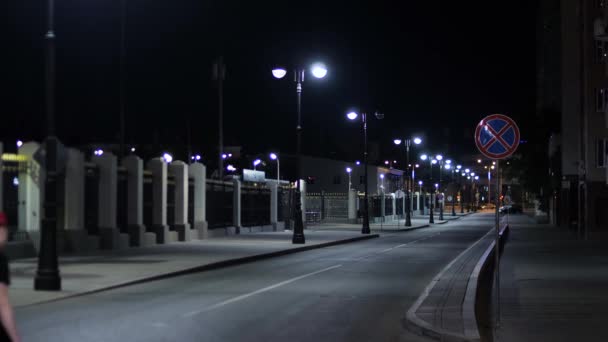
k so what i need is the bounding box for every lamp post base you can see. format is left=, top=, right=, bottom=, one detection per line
left=429, top=207, right=435, bottom=224
left=34, top=270, right=61, bottom=291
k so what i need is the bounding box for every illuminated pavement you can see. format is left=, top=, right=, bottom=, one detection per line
left=16, top=214, right=494, bottom=342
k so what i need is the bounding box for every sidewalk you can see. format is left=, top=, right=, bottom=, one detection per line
left=493, top=215, right=608, bottom=342
left=8, top=230, right=378, bottom=308
left=405, top=213, right=507, bottom=342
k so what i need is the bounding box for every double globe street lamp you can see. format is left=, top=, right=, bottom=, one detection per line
left=393, top=137, right=422, bottom=227
left=420, top=154, right=440, bottom=224
left=347, top=110, right=384, bottom=234
left=272, top=63, right=328, bottom=244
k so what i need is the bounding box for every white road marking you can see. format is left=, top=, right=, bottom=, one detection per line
left=182, top=264, right=343, bottom=317
left=377, top=233, right=442, bottom=254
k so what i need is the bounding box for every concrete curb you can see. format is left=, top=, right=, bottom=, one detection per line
left=19, top=234, right=379, bottom=308
left=462, top=224, right=509, bottom=339
left=404, top=219, right=509, bottom=342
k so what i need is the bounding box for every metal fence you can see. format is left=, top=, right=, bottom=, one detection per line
left=241, top=184, right=270, bottom=227
left=305, top=192, right=348, bottom=223
left=85, top=163, right=100, bottom=235
left=396, top=196, right=404, bottom=217
left=2, top=159, right=26, bottom=241
left=384, top=196, right=393, bottom=216
left=206, top=179, right=233, bottom=229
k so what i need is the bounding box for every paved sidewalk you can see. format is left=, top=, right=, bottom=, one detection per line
left=493, top=215, right=608, bottom=342
left=8, top=230, right=378, bottom=308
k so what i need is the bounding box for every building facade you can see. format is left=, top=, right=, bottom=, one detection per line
left=559, top=0, right=608, bottom=235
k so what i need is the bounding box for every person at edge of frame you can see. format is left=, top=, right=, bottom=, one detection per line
left=0, top=212, right=20, bottom=342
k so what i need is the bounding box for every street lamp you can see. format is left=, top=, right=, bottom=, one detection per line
left=270, top=153, right=279, bottom=184
left=346, top=167, right=352, bottom=192
left=418, top=180, right=424, bottom=215
left=35, top=0, right=61, bottom=291
left=394, top=136, right=422, bottom=227
left=420, top=154, right=437, bottom=224
left=347, top=110, right=384, bottom=234
left=273, top=63, right=328, bottom=244
left=253, top=159, right=262, bottom=170
left=436, top=154, right=445, bottom=220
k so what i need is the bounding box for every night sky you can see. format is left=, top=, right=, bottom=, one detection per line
left=3, top=1, right=537, bottom=167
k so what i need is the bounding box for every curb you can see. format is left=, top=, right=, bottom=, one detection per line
left=404, top=219, right=509, bottom=342
left=19, top=234, right=379, bottom=308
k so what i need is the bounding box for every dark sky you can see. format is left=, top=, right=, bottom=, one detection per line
left=3, top=1, right=537, bottom=166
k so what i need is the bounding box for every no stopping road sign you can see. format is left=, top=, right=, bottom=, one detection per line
left=474, top=114, right=520, bottom=160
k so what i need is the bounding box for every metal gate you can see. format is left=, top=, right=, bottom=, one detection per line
left=206, top=180, right=233, bottom=229
left=241, top=184, right=270, bottom=227
left=305, top=192, right=349, bottom=223
left=2, top=158, right=25, bottom=240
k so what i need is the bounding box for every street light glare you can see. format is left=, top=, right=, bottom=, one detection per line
left=356, top=160, right=361, bottom=165
left=418, top=181, right=423, bottom=185
left=465, top=168, right=470, bottom=173
left=270, top=153, right=277, bottom=160
left=162, top=153, right=173, bottom=163
left=272, top=68, right=287, bottom=79
left=477, top=159, right=482, bottom=163
left=420, top=154, right=428, bottom=160
left=16, top=140, right=23, bottom=148
left=346, top=111, right=358, bottom=120
left=253, top=159, right=262, bottom=166
left=446, top=159, right=452, bottom=164
left=445, top=164, right=451, bottom=169
left=413, top=137, right=422, bottom=145
left=436, top=155, right=443, bottom=161
left=346, top=167, right=352, bottom=173
left=311, top=63, right=328, bottom=78
left=380, top=174, right=385, bottom=179
left=394, top=139, right=402, bottom=145
left=457, top=165, right=462, bottom=169
left=431, top=159, right=437, bottom=165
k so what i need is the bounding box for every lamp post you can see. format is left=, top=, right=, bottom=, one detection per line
left=272, top=63, right=327, bottom=244
left=253, top=159, right=261, bottom=171
left=418, top=180, right=424, bottom=215
left=270, top=153, right=279, bottom=184
left=35, top=0, right=61, bottom=291
left=346, top=167, right=353, bottom=192
left=453, top=164, right=461, bottom=216
left=394, top=137, right=422, bottom=227
left=464, top=169, right=471, bottom=212
left=471, top=172, right=477, bottom=211
left=347, top=110, right=383, bottom=234
left=436, top=155, right=444, bottom=221
left=420, top=154, right=436, bottom=224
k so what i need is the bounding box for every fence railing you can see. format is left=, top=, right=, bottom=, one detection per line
left=206, top=179, right=233, bottom=229
left=241, top=184, right=270, bottom=227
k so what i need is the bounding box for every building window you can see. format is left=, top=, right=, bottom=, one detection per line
left=333, top=175, right=341, bottom=184
left=596, top=88, right=608, bottom=112
left=597, top=139, right=608, bottom=168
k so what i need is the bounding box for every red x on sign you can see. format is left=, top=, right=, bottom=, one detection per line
left=474, top=114, right=520, bottom=160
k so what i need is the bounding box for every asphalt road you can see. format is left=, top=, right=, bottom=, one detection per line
left=16, top=214, right=494, bottom=342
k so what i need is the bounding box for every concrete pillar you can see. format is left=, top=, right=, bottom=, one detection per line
left=123, top=155, right=155, bottom=247
left=391, top=193, right=397, bottom=219
left=93, top=153, right=129, bottom=250
left=348, top=189, right=357, bottom=223
left=169, top=161, right=192, bottom=241
left=18, top=142, right=42, bottom=236
left=188, top=162, right=208, bottom=239
left=146, top=158, right=174, bottom=244
left=381, top=192, right=386, bottom=222
left=62, top=148, right=99, bottom=252
left=232, top=178, right=241, bottom=233
left=269, top=181, right=278, bottom=230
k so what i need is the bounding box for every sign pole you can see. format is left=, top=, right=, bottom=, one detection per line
left=495, top=159, right=500, bottom=328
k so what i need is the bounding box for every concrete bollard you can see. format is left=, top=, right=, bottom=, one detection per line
left=188, top=162, right=208, bottom=239
left=93, top=152, right=129, bottom=250
left=348, top=189, right=357, bottom=223
left=63, top=148, right=100, bottom=252
left=146, top=158, right=175, bottom=244
left=269, top=181, right=278, bottom=230
left=18, top=142, right=43, bottom=251
left=169, top=161, right=192, bottom=241
left=123, top=155, right=155, bottom=247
